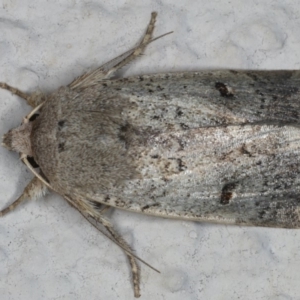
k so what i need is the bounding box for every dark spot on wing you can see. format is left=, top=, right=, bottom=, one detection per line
left=215, top=82, right=234, bottom=98
left=176, top=107, right=183, bottom=117
left=180, top=123, right=189, bottom=130
left=58, top=142, right=65, bottom=152
left=220, top=182, right=236, bottom=204
left=141, top=203, right=160, bottom=212
left=162, top=93, right=170, bottom=100
left=104, top=195, right=110, bottom=202
left=258, top=210, right=266, bottom=219
left=240, top=145, right=252, bottom=157
left=58, top=120, right=65, bottom=130
left=177, top=158, right=187, bottom=171
left=152, top=115, right=160, bottom=120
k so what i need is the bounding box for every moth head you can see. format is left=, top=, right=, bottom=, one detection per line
left=2, top=120, right=34, bottom=156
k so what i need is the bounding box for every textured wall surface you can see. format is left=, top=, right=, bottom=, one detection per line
left=1, top=1, right=300, bottom=299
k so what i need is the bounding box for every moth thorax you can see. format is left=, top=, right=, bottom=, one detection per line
left=2, top=122, right=33, bottom=156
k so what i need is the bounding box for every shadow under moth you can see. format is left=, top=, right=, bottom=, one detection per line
left=1, top=12, right=300, bottom=298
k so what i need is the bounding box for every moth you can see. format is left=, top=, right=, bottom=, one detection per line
left=1, top=12, right=300, bottom=298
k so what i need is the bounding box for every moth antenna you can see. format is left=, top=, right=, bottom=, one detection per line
left=0, top=82, right=30, bottom=102
left=0, top=82, right=46, bottom=107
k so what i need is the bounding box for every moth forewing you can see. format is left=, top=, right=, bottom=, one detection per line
left=2, top=11, right=300, bottom=298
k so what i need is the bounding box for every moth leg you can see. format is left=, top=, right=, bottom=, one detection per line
left=66, top=196, right=141, bottom=297
left=0, top=177, right=47, bottom=217
left=86, top=212, right=141, bottom=297
left=0, top=82, right=45, bottom=107
left=81, top=203, right=141, bottom=297
left=98, top=214, right=140, bottom=298
left=69, top=12, right=171, bottom=89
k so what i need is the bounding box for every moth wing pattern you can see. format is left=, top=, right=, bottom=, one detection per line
left=30, top=70, right=300, bottom=229
left=2, top=10, right=300, bottom=299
